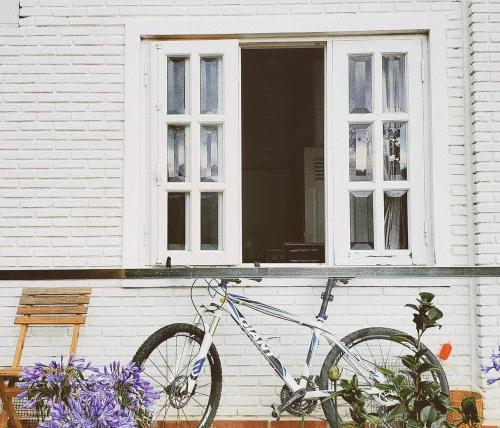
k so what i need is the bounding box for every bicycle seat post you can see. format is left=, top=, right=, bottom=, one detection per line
left=317, top=277, right=349, bottom=321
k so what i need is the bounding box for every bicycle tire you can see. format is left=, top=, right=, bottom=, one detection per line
left=319, top=327, right=449, bottom=427
left=133, top=323, right=222, bottom=428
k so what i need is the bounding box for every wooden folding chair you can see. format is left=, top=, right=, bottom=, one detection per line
left=0, top=287, right=91, bottom=428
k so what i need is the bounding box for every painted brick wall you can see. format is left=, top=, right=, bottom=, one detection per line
left=0, top=0, right=498, bottom=425
left=468, top=0, right=500, bottom=422
left=0, top=0, right=468, bottom=267
left=0, top=281, right=475, bottom=419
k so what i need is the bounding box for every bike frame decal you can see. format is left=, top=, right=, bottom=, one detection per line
left=191, top=358, right=206, bottom=377
left=306, top=330, right=319, bottom=366
left=224, top=299, right=305, bottom=392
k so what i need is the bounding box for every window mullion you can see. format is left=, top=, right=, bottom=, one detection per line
left=372, top=51, right=385, bottom=252
left=191, top=52, right=201, bottom=255
left=373, top=120, right=384, bottom=252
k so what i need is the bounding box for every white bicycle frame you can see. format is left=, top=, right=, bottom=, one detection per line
left=180, top=280, right=389, bottom=401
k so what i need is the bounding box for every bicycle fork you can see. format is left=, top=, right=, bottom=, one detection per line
left=181, top=312, right=220, bottom=395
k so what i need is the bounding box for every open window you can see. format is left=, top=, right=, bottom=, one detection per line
left=143, top=36, right=429, bottom=266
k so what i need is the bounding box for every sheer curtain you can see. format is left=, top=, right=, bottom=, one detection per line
left=383, top=55, right=406, bottom=113
left=384, top=192, right=408, bottom=249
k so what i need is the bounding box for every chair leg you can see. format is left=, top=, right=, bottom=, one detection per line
left=0, top=410, right=8, bottom=428
left=0, top=380, right=22, bottom=428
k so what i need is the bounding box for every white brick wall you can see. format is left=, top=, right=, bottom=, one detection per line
left=0, top=281, right=475, bottom=419
left=0, top=0, right=499, bottom=424
left=468, top=0, right=500, bottom=422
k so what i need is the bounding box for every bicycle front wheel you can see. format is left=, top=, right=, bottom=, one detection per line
left=133, top=323, right=222, bottom=428
left=319, top=327, right=449, bottom=427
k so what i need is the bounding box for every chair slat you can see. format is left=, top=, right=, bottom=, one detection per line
left=22, top=287, right=91, bottom=296
left=19, top=295, right=90, bottom=305
left=17, top=305, right=88, bottom=315
left=14, top=316, right=87, bottom=325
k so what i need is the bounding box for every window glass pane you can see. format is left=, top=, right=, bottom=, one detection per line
left=167, top=126, right=187, bottom=182
left=168, top=193, right=187, bottom=250
left=349, top=55, right=372, bottom=114
left=167, top=57, right=187, bottom=114
left=349, top=123, right=373, bottom=181
left=383, top=54, right=407, bottom=113
left=201, top=193, right=220, bottom=250
left=383, top=122, right=407, bottom=181
left=350, top=191, right=374, bottom=250
left=200, top=57, right=221, bottom=114
left=201, top=125, right=220, bottom=182
left=384, top=190, right=408, bottom=249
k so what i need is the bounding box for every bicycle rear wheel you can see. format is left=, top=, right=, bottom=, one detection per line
left=133, top=323, right=222, bottom=428
left=319, top=327, right=449, bottom=427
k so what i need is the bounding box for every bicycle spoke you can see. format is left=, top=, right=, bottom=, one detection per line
left=147, top=357, right=171, bottom=383
left=135, top=325, right=217, bottom=427
left=157, top=346, right=177, bottom=379
left=196, top=383, right=210, bottom=389
left=142, top=370, right=166, bottom=388
left=191, top=396, right=204, bottom=407
left=383, top=339, right=393, bottom=369
left=178, top=353, right=199, bottom=377
left=181, top=407, right=189, bottom=422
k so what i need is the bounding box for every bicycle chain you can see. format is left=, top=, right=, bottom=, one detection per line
left=279, top=377, right=318, bottom=416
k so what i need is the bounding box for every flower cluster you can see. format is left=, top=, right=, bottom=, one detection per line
left=480, top=346, right=500, bottom=386
left=18, top=356, right=159, bottom=428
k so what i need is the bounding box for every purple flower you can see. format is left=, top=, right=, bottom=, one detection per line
left=481, top=346, right=500, bottom=386
left=19, top=357, right=159, bottom=428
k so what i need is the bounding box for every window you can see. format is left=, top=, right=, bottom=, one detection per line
left=149, top=41, right=240, bottom=265
left=138, top=36, right=430, bottom=266
left=331, top=39, right=426, bottom=265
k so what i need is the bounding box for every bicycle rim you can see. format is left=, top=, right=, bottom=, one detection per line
left=320, top=327, right=449, bottom=427
left=133, top=324, right=222, bottom=428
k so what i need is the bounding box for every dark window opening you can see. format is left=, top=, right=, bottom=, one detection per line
left=242, top=48, right=325, bottom=263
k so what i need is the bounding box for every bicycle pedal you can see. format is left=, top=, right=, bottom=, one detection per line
left=271, top=404, right=280, bottom=420
left=271, top=388, right=306, bottom=420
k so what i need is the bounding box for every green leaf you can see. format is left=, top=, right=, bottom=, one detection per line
left=428, top=307, right=443, bottom=322
left=393, top=334, right=418, bottom=348
left=402, top=355, right=417, bottom=370
left=387, top=404, right=408, bottom=421
left=377, top=366, right=396, bottom=378
left=420, top=406, right=437, bottom=425
left=461, top=396, right=480, bottom=424
left=407, top=418, right=424, bottom=428
left=417, top=362, right=442, bottom=374
left=418, top=292, right=435, bottom=303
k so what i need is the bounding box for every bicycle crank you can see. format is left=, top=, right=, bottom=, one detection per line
left=272, top=388, right=307, bottom=420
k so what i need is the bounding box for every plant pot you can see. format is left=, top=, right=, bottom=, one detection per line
left=447, top=390, right=483, bottom=426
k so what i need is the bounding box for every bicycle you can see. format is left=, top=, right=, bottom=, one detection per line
left=133, top=277, right=449, bottom=427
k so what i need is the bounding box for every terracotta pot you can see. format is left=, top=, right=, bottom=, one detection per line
left=447, top=390, right=483, bottom=426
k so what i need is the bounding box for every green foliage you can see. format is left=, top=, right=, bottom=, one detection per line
left=330, top=374, right=380, bottom=427
left=329, top=292, right=481, bottom=428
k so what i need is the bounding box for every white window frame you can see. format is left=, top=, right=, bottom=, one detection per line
left=148, top=40, right=240, bottom=265
left=331, top=38, right=428, bottom=265
left=123, top=14, right=451, bottom=268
